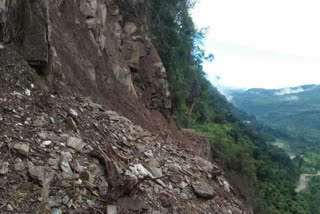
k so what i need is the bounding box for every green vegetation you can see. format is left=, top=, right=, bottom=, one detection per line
left=230, top=86, right=320, bottom=148
left=196, top=123, right=308, bottom=214
left=230, top=86, right=320, bottom=172
left=147, top=0, right=218, bottom=127
left=147, top=1, right=313, bottom=213
left=300, top=177, right=320, bottom=214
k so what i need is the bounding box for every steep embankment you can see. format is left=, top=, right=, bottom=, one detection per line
left=0, top=1, right=252, bottom=213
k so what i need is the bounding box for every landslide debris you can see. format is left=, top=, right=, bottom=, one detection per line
left=0, top=46, right=251, bottom=214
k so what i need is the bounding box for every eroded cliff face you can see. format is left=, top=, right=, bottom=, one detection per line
left=1, top=0, right=171, bottom=125
left=0, top=1, right=253, bottom=214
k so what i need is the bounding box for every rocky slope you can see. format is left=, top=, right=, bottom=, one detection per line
left=0, top=0, right=253, bottom=213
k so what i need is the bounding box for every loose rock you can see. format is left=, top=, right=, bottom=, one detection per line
left=12, top=142, right=30, bottom=154
left=0, top=161, right=9, bottom=175
left=107, top=205, right=117, bottom=214
left=67, top=137, right=85, bottom=151
left=60, top=151, right=73, bottom=173
left=192, top=182, right=215, bottom=199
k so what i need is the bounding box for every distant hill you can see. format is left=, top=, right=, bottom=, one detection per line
left=229, top=84, right=320, bottom=144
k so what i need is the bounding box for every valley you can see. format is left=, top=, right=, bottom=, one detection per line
left=230, top=85, right=320, bottom=213
left=230, top=85, right=320, bottom=171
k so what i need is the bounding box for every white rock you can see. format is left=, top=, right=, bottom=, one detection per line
left=25, top=89, right=31, bottom=96
left=49, top=117, right=55, bottom=124
left=223, top=180, right=230, bottom=192
left=130, top=164, right=153, bottom=178
left=42, top=141, right=52, bottom=146
left=69, top=108, right=78, bottom=117
left=0, top=161, right=9, bottom=175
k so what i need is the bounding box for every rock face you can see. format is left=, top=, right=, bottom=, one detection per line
left=1, top=0, right=171, bottom=119
left=0, top=0, right=50, bottom=66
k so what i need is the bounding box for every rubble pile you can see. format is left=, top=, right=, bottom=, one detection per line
left=0, top=48, right=251, bottom=214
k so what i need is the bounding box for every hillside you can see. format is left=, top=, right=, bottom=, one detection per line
left=0, top=0, right=314, bottom=214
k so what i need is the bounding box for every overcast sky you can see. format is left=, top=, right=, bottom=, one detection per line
left=192, top=0, right=320, bottom=90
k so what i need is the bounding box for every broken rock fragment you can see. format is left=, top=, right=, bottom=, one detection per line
left=33, top=115, right=48, bottom=127
left=65, top=116, right=78, bottom=132
left=192, top=182, right=215, bottom=199
left=60, top=151, right=73, bottom=173
left=28, top=162, right=54, bottom=186
left=11, top=142, right=30, bottom=154
left=0, top=161, right=9, bottom=175
left=107, top=205, right=117, bottom=214
left=130, top=164, right=153, bottom=178
left=67, top=137, right=85, bottom=151
left=14, top=160, right=26, bottom=172
left=98, top=181, right=109, bottom=196
left=149, top=167, right=163, bottom=178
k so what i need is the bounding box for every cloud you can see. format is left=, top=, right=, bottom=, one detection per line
left=282, top=96, right=299, bottom=101
left=249, top=91, right=260, bottom=95
left=274, top=87, right=305, bottom=96
left=191, top=0, right=320, bottom=89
